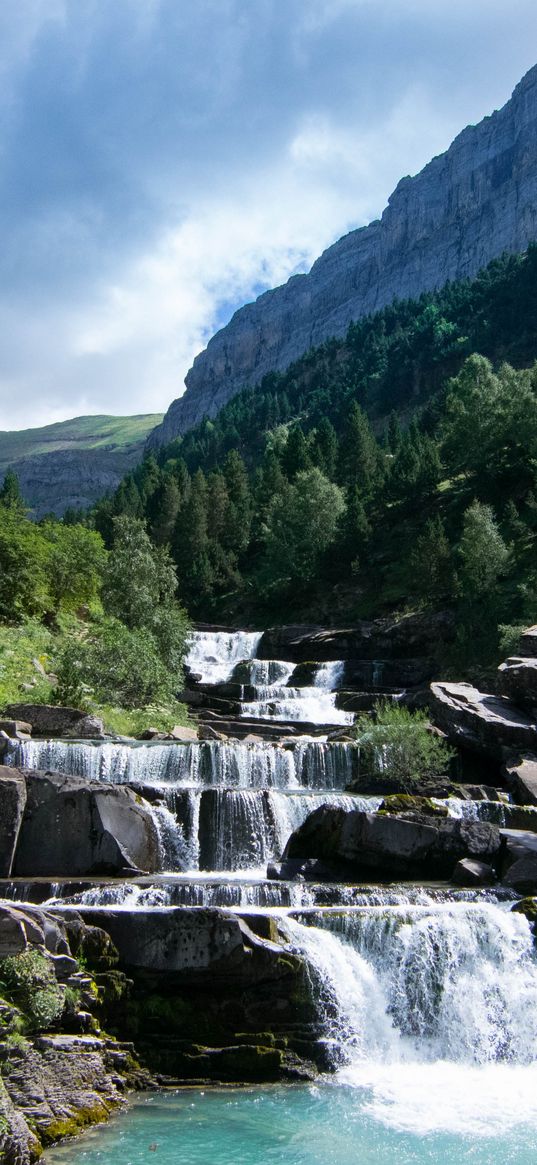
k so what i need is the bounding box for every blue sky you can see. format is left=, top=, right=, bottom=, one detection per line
left=1, top=1, right=537, bottom=429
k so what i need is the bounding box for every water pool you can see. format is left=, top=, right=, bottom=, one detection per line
left=44, top=1079, right=537, bottom=1165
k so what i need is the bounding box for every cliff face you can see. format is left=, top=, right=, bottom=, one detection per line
left=149, top=64, right=537, bottom=447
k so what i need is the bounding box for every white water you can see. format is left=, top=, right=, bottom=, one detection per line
left=185, top=629, right=263, bottom=683
left=9, top=738, right=356, bottom=790
left=285, top=902, right=537, bottom=1136
left=241, top=658, right=353, bottom=724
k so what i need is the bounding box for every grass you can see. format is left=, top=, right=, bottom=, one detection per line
left=0, top=619, right=194, bottom=738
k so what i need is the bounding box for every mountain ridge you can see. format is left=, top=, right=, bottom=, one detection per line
left=148, top=63, right=537, bottom=448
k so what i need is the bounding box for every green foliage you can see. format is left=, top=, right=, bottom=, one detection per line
left=458, top=501, right=509, bottom=598
left=0, top=619, right=53, bottom=708
left=259, top=469, right=345, bottom=596
left=55, top=617, right=175, bottom=709
left=355, top=701, right=453, bottom=791
left=0, top=951, right=64, bottom=1031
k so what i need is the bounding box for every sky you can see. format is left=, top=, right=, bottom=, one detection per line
left=1, top=1, right=537, bottom=430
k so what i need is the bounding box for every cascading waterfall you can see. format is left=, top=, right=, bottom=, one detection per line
left=185, top=629, right=263, bottom=683
left=284, top=900, right=537, bottom=1134
left=8, top=738, right=356, bottom=791
left=241, top=659, right=352, bottom=724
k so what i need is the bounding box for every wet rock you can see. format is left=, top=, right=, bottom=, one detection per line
left=430, top=681, right=537, bottom=758
left=284, top=806, right=501, bottom=880
left=452, top=858, right=496, bottom=886
left=0, top=769, right=27, bottom=876
left=5, top=703, right=104, bottom=739
left=502, top=853, right=537, bottom=895
left=13, top=771, right=159, bottom=877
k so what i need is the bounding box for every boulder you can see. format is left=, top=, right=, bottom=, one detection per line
left=5, top=703, right=104, bottom=739
left=503, top=755, right=537, bottom=805
left=168, top=725, right=198, bottom=742
left=0, top=720, right=32, bottom=739
left=0, top=769, right=27, bottom=876
left=502, top=854, right=537, bottom=895
left=517, top=625, right=537, bottom=658
left=430, top=681, right=537, bottom=758
left=13, top=771, right=159, bottom=876
left=451, top=858, right=496, bottom=886
left=497, top=657, right=537, bottom=710
left=284, top=806, right=501, bottom=880
left=258, top=612, right=454, bottom=664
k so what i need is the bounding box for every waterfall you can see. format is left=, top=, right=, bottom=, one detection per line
left=285, top=902, right=537, bottom=1067
left=185, top=629, right=263, bottom=683
left=8, top=738, right=357, bottom=791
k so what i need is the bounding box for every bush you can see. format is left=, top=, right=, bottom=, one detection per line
left=0, top=950, right=64, bottom=1031
left=355, top=701, right=453, bottom=791
left=55, top=617, right=175, bottom=709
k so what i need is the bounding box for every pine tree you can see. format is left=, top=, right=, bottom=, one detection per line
left=339, top=402, right=382, bottom=496
left=0, top=469, right=24, bottom=511
left=310, top=418, right=338, bottom=478
left=281, top=426, right=311, bottom=480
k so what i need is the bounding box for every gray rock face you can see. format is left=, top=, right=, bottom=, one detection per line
left=150, top=65, right=537, bottom=446
left=13, top=771, right=160, bottom=877
left=429, top=681, right=537, bottom=758
left=0, top=769, right=27, bottom=877
left=283, top=806, right=501, bottom=880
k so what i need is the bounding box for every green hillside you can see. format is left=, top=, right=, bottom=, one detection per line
left=0, top=413, right=163, bottom=473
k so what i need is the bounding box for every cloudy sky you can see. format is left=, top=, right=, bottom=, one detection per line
left=1, top=1, right=537, bottom=430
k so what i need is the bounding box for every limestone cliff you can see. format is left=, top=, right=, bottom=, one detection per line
left=149, top=64, right=537, bottom=447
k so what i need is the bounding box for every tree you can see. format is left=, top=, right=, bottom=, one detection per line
left=410, top=516, right=453, bottom=605
left=42, top=522, right=107, bottom=613
left=147, top=475, right=181, bottom=546
left=338, top=402, right=382, bottom=496
left=260, top=468, right=345, bottom=594
left=222, top=450, right=252, bottom=554
left=281, top=426, right=311, bottom=480
left=458, top=501, right=509, bottom=599
left=310, top=418, right=338, bottom=478
left=0, top=470, right=24, bottom=511
left=355, top=701, right=453, bottom=791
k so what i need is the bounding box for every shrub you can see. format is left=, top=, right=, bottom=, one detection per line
left=0, top=950, right=64, bottom=1031
left=354, top=700, right=453, bottom=791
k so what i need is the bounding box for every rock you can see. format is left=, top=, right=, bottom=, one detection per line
left=5, top=704, right=104, bottom=739
left=13, top=771, right=159, bottom=877
left=198, top=724, right=229, bottom=741
left=517, top=625, right=537, bottom=658
left=512, top=897, right=537, bottom=926
left=429, top=681, right=537, bottom=758
left=0, top=769, right=27, bottom=876
left=497, top=657, right=537, bottom=710
left=258, top=613, right=453, bottom=664
left=452, top=858, right=496, bottom=886
left=284, top=806, right=501, bottom=880
left=148, top=67, right=537, bottom=446
left=0, top=720, right=32, bottom=738
left=503, top=755, right=537, bottom=805
left=74, top=907, right=300, bottom=985
left=502, top=854, right=537, bottom=895
left=379, top=794, right=448, bottom=817
left=168, top=725, right=199, bottom=742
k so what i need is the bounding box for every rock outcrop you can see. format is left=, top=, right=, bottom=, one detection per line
left=8, top=770, right=160, bottom=877
left=282, top=806, right=501, bottom=881
left=149, top=65, right=537, bottom=446
left=429, top=681, right=537, bottom=759
left=5, top=704, right=104, bottom=739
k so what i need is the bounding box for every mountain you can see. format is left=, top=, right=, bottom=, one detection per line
left=0, top=414, right=163, bottom=517
left=149, top=63, right=537, bottom=448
